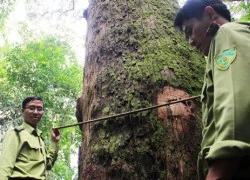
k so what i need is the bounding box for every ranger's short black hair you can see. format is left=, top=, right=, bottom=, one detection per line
left=174, top=0, right=231, bottom=30
left=22, top=96, right=44, bottom=109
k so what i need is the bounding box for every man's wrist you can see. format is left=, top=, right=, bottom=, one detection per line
left=206, top=158, right=241, bottom=180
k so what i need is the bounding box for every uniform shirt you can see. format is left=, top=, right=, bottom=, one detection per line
left=198, top=22, right=250, bottom=179
left=0, top=122, right=59, bottom=180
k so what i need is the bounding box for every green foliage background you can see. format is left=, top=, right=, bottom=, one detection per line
left=229, top=1, right=250, bottom=22
left=0, top=36, right=82, bottom=179
left=0, top=1, right=84, bottom=179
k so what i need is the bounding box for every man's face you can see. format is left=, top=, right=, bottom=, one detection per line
left=22, top=100, right=44, bottom=128
left=182, top=16, right=213, bottom=56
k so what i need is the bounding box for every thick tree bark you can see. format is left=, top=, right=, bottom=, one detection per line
left=77, top=0, right=204, bottom=179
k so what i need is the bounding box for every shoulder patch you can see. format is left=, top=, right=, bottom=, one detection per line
left=215, top=47, right=236, bottom=70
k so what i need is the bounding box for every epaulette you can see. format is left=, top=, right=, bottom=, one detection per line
left=14, top=126, right=24, bottom=133
left=238, top=22, right=250, bottom=27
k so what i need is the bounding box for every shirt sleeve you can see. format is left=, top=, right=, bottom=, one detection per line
left=0, top=130, right=20, bottom=180
left=205, top=23, right=250, bottom=160
left=46, top=141, right=59, bottom=170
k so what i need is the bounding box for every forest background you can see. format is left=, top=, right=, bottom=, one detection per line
left=0, top=0, right=249, bottom=179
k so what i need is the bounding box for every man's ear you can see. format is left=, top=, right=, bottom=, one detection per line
left=21, top=109, right=25, bottom=113
left=204, top=6, right=217, bottom=20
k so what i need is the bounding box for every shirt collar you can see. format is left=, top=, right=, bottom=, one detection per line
left=22, top=122, right=42, bottom=136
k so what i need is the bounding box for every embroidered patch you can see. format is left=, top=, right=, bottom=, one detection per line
left=215, top=47, right=236, bottom=70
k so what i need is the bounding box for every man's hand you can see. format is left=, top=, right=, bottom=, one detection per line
left=51, top=128, right=60, bottom=143
left=206, top=158, right=241, bottom=180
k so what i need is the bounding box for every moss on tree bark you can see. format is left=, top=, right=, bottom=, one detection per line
left=77, top=0, right=204, bottom=179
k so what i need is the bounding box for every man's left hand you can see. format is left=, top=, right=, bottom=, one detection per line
left=51, top=128, right=60, bottom=142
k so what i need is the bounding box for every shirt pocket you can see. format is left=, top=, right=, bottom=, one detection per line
left=25, top=140, right=42, bottom=161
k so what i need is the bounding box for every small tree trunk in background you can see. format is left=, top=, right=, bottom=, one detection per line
left=77, top=0, right=204, bottom=179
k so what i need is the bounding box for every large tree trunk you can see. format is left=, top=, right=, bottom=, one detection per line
left=77, top=0, right=204, bottom=179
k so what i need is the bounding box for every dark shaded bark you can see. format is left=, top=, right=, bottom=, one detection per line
left=77, top=0, right=204, bottom=179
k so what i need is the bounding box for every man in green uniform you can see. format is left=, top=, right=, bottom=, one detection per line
left=0, top=96, right=60, bottom=180
left=174, top=0, right=250, bottom=179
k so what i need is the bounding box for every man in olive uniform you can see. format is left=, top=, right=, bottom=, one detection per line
left=174, top=0, right=250, bottom=179
left=0, top=96, right=60, bottom=180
